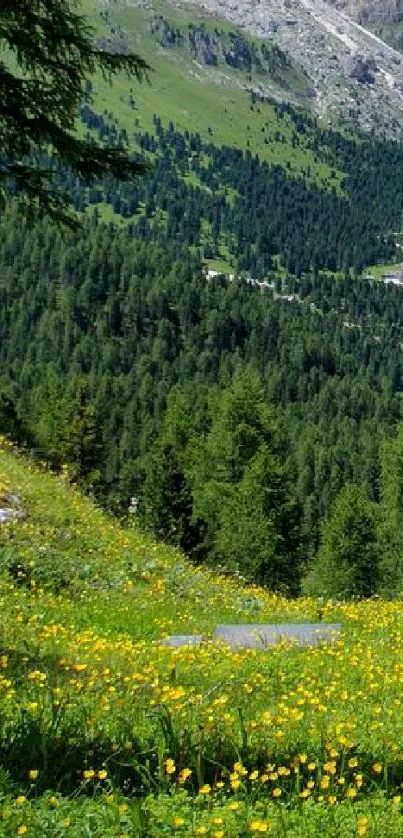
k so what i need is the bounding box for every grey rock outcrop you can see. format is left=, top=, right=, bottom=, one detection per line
left=0, top=494, right=25, bottom=524
left=325, top=1, right=403, bottom=27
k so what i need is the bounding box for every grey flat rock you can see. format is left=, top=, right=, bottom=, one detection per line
left=213, top=623, right=342, bottom=649
left=161, top=635, right=204, bottom=647
left=0, top=507, right=25, bottom=523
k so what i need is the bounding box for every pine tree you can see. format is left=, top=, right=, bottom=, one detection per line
left=305, top=483, right=380, bottom=599
left=0, top=0, right=149, bottom=221
left=192, top=369, right=303, bottom=591
left=378, top=426, right=403, bottom=596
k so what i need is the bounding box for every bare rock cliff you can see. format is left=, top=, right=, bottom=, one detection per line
left=325, top=1, right=403, bottom=26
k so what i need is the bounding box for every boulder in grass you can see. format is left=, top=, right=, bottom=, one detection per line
left=213, top=623, right=342, bottom=649
left=0, top=494, right=25, bottom=524
left=161, top=635, right=204, bottom=648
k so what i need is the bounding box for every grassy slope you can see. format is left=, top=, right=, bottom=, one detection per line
left=367, top=260, right=403, bottom=279
left=80, top=0, right=343, bottom=189
left=1, top=443, right=403, bottom=835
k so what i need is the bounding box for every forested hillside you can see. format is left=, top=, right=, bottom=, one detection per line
left=75, top=108, right=403, bottom=275
left=2, top=201, right=403, bottom=595
left=4, top=1, right=403, bottom=597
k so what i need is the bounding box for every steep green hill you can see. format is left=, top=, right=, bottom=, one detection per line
left=0, top=443, right=403, bottom=835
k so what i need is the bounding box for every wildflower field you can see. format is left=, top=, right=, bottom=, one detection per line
left=0, top=442, right=402, bottom=836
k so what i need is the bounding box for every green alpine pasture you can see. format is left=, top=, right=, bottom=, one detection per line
left=0, top=441, right=403, bottom=836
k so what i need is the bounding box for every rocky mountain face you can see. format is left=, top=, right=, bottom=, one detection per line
left=325, top=1, right=403, bottom=26
left=323, top=1, right=403, bottom=51
left=158, top=0, right=403, bottom=135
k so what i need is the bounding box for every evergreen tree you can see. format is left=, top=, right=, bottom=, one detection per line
left=214, top=444, right=303, bottom=593
left=56, top=378, right=103, bottom=491
left=191, top=369, right=303, bottom=591
left=139, top=442, right=205, bottom=557
left=378, top=426, right=403, bottom=596
left=305, top=483, right=380, bottom=599
left=0, top=0, right=148, bottom=221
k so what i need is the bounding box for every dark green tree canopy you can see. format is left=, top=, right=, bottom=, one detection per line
left=0, top=0, right=149, bottom=221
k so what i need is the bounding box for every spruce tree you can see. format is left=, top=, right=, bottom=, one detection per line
left=0, top=0, right=149, bottom=221
left=305, top=484, right=380, bottom=599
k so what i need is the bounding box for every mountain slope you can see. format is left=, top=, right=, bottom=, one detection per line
left=1, top=444, right=403, bottom=835
left=133, top=0, right=403, bottom=135
left=326, top=0, right=403, bottom=21
left=324, top=0, right=403, bottom=50
left=80, top=0, right=340, bottom=184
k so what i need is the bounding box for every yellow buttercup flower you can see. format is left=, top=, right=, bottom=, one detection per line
left=249, top=820, right=270, bottom=833
left=165, top=758, right=176, bottom=775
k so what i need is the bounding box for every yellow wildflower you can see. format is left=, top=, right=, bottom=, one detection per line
left=249, top=820, right=270, bottom=833
left=174, top=817, right=185, bottom=827
left=165, top=758, right=176, bottom=775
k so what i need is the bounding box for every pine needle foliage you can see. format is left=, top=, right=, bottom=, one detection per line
left=0, top=0, right=150, bottom=223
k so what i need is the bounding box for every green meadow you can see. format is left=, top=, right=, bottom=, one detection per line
left=0, top=442, right=403, bottom=835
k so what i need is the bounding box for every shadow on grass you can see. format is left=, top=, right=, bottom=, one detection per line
left=0, top=646, right=158, bottom=795
left=0, top=717, right=159, bottom=796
